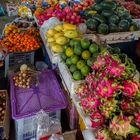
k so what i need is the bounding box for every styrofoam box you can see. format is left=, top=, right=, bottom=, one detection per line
left=40, top=30, right=61, bottom=64
left=58, top=61, right=84, bottom=95
left=15, top=111, right=61, bottom=140
left=5, top=52, right=34, bottom=76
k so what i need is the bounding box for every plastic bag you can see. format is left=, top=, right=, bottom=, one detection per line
left=36, top=110, right=62, bottom=140
left=40, top=17, right=61, bottom=34
left=48, top=134, right=64, bottom=140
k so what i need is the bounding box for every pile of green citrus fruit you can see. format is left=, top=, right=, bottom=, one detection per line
left=61, top=38, right=101, bottom=80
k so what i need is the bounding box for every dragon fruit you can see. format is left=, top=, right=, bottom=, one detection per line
left=109, top=115, right=139, bottom=137
left=77, top=51, right=140, bottom=138
left=122, top=80, right=140, bottom=98
left=96, top=79, right=120, bottom=98
left=106, top=62, right=126, bottom=78
left=77, top=83, right=90, bottom=98
left=96, top=128, right=111, bottom=140
left=92, top=55, right=106, bottom=71
left=99, top=98, right=118, bottom=118
left=135, top=114, right=140, bottom=129
left=121, top=100, right=140, bottom=114
left=80, top=96, right=101, bottom=114
left=90, top=111, right=104, bottom=128
left=131, top=134, right=140, bottom=140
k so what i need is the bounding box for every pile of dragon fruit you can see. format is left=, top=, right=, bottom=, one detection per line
left=77, top=48, right=140, bottom=139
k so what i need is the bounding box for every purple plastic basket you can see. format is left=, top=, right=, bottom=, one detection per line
left=10, top=69, right=67, bottom=120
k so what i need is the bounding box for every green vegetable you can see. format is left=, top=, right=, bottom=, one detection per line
left=95, top=0, right=103, bottom=4
left=118, top=19, right=130, bottom=32
left=101, top=10, right=114, bottom=18
left=86, top=19, right=98, bottom=31
left=109, top=23, right=118, bottom=33
left=100, top=1, right=117, bottom=10
left=97, top=23, right=109, bottom=34
left=93, top=4, right=102, bottom=13
left=93, top=14, right=106, bottom=23
left=116, top=6, right=127, bottom=17
left=109, top=15, right=119, bottom=24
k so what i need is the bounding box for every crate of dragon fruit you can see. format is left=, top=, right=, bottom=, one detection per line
left=10, top=68, right=67, bottom=140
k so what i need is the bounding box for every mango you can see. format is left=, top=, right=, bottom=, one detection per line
left=56, top=36, right=68, bottom=45
left=54, top=24, right=63, bottom=31
left=64, top=30, right=78, bottom=38
left=63, top=23, right=76, bottom=30
left=51, top=44, right=63, bottom=53
left=54, top=33, right=64, bottom=39
left=47, top=37, right=55, bottom=43
left=47, top=29, right=58, bottom=36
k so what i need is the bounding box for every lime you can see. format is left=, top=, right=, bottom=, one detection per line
left=74, top=46, right=83, bottom=55
left=87, top=57, right=95, bottom=67
left=92, top=53, right=99, bottom=58
left=61, top=52, right=67, bottom=61
left=77, top=60, right=86, bottom=70
left=81, top=65, right=90, bottom=76
left=89, top=43, right=98, bottom=53
left=81, top=38, right=91, bottom=49
left=73, top=39, right=81, bottom=47
left=73, top=70, right=82, bottom=80
left=64, top=44, right=69, bottom=50
left=66, top=58, right=72, bottom=67
left=69, top=39, right=75, bottom=47
left=70, top=64, right=77, bottom=73
left=65, top=47, right=74, bottom=57
left=82, top=50, right=91, bottom=60
left=71, top=55, right=79, bottom=64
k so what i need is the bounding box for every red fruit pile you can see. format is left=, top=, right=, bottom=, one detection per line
left=73, top=0, right=94, bottom=13
left=123, top=2, right=140, bottom=18
left=117, top=0, right=140, bottom=18
left=37, top=5, right=84, bottom=25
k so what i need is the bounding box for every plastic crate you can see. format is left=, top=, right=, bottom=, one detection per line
left=10, top=69, right=67, bottom=120
left=5, top=52, right=35, bottom=76
left=58, top=61, right=84, bottom=95
left=0, top=90, right=10, bottom=139
left=15, top=111, right=61, bottom=140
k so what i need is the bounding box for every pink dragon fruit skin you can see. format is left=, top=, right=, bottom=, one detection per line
left=135, top=114, right=140, bottom=129
left=121, top=100, right=140, bottom=113
left=92, top=56, right=106, bottom=71
left=99, top=98, right=118, bottom=118
left=96, top=128, right=111, bottom=140
left=81, top=96, right=101, bottom=113
left=131, top=134, right=140, bottom=140
left=122, top=80, right=139, bottom=98
left=90, top=111, right=104, bottom=128
left=106, top=62, right=126, bottom=78
left=96, top=79, right=119, bottom=98
left=109, top=115, right=139, bottom=137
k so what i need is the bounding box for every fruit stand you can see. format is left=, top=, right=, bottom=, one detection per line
left=1, top=0, right=140, bottom=139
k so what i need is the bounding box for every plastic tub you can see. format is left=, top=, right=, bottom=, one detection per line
left=10, top=69, right=67, bottom=120
left=15, top=111, right=61, bottom=140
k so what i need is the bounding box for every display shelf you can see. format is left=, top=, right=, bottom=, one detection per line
left=40, top=29, right=61, bottom=64
left=85, top=31, right=140, bottom=44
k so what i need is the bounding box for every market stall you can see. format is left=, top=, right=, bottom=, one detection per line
left=0, top=0, right=140, bottom=139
